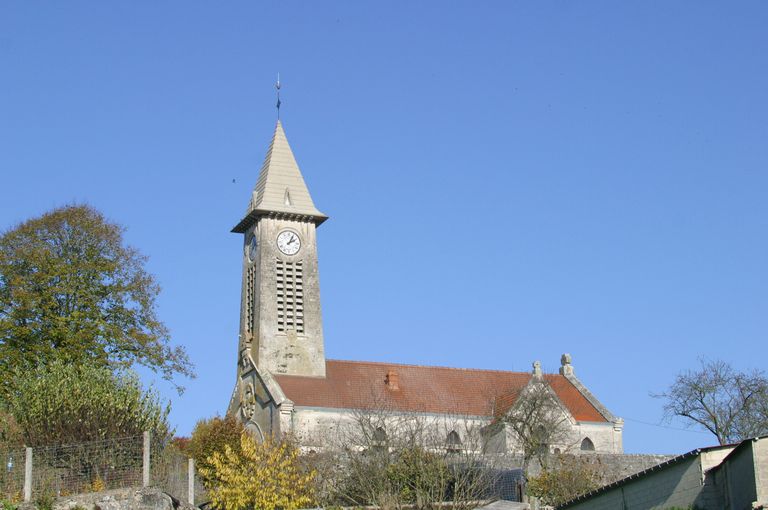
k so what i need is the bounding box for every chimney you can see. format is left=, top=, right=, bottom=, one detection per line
left=385, top=369, right=400, bottom=391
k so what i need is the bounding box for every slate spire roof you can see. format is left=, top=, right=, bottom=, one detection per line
left=233, top=121, right=327, bottom=233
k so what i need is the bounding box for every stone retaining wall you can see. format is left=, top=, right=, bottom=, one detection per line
left=492, top=452, right=676, bottom=483
left=17, top=487, right=196, bottom=510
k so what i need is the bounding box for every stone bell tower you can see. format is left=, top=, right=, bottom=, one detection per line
left=232, top=121, right=327, bottom=377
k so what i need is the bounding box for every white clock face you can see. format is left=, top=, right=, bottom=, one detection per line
left=277, top=230, right=301, bottom=256
left=248, top=236, right=258, bottom=262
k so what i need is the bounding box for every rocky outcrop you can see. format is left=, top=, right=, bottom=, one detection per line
left=52, top=487, right=196, bottom=510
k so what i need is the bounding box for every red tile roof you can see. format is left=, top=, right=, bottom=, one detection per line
left=273, top=359, right=607, bottom=423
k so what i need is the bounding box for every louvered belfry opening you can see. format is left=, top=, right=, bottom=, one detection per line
left=276, top=259, right=304, bottom=333
left=246, top=265, right=256, bottom=334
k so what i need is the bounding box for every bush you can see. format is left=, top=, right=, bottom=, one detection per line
left=1, top=500, right=18, bottom=510
left=188, top=415, right=244, bottom=478
left=34, top=493, right=54, bottom=510
left=5, top=360, right=170, bottom=446
left=385, top=447, right=451, bottom=506
left=325, top=445, right=472, bottom=509
left=527, top=455, right=605, bottom=506
left=171, top=436, right=191, bottom=454
left=199, top=434, right=315, bottom=510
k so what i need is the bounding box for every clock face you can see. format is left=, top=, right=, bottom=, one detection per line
left=248, top=236, right=258, bottom=262
left=277, top=230, right=301, bottom=256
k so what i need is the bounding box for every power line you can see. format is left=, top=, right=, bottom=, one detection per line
left=622, top=416, right=712, bottom=435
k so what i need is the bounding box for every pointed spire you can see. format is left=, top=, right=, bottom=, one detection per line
left=233, top=121, right=327, bottom=233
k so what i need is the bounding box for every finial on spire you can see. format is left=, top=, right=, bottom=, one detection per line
left=275, top=73, right=282, bottom=120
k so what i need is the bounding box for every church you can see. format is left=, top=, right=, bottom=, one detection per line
left=227, top=120, right=624, bottom=455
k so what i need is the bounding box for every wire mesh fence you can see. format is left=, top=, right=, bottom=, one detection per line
left=153, top=446, right=207, bottom=505
left=483, top=468, right=525, bottom=502
left=0, top=447, right=26, bottom=503
left=1, top=434, right=202, bottom=504
left=31, top=435, right=144, bottom=498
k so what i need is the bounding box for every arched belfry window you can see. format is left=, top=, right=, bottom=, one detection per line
left=446, top=430, right=462, bottom=452
left=580, top=437, right=595, bottom=451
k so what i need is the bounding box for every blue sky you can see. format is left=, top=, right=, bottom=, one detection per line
left=1, top=2, right=767, bottom=454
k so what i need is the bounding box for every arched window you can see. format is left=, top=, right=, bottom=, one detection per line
left=446, top=430, right=462, bottom=452
left=580, top=437, right=595, bottom=451
left=245, top=422, right=264, bottom=443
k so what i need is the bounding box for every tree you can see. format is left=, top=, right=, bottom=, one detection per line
left=5, top=359, right=171, bottom=446
left=0, top=204, right=193, bottom=398
left=654, top=358, right=768, bottom=445
left=526, top=455, right=605, bottom=506
left=199, top=434, right=316, bottom=510
left=188, top=415, right=245, bottom=481
left=315, top=405, right=496, bottom=510
left=494, top=374, right=573, bottom=473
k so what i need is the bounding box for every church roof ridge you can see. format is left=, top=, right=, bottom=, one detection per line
left=325, top=358, right=543, bottom=377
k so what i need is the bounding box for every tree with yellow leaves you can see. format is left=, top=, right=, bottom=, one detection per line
left=199, top=434, right=315, bottom=510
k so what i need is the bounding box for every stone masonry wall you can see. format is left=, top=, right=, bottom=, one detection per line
left=493, top=452, right=675, bottom=483
left=756, top=439, right=768, bottom=503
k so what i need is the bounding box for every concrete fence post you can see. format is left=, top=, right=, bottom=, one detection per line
left=23, top=447, right=32, bottom=502
left=188, top=458, right=195, bottom=505
left=143, top=431, right=151, bottom=487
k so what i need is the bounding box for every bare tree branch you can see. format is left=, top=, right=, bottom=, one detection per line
left=652, top=358, right=768, bottom=445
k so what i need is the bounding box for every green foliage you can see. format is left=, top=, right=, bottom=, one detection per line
left=0, top=204, right=193, bottom=400
left=5, top=360, right=171, bottom=446
left=188, top=415, right=245, bottom=479
left=1, top=500, right=18, bottom=510
left=527, top=455, right=605, bottom=507
left=34, top=493, right=54, bottom=510
left=385, top=447, right=451, bottom=505
left=0, top=410, right=23, bottom=448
